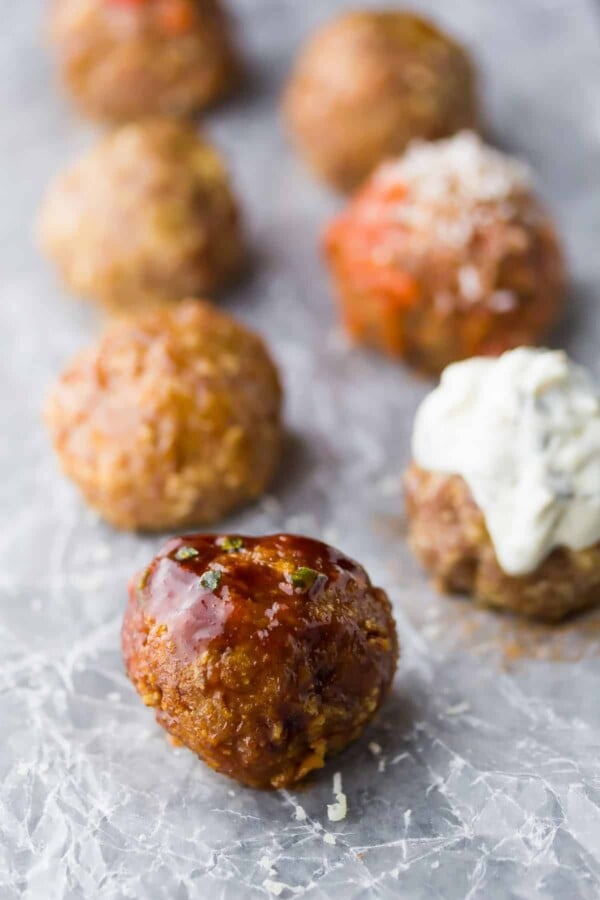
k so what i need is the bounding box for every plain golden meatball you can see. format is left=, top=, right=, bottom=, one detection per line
left=44, top=301, right=282, bottom=531
left=284, top=10, right=478, bottom=191
left=122, top=533, right=399, bottom=788
left=325, top=132, right=564, bottom=375
left=37, top=118, right=244, bottom=312
left=48, top=0, right=238, bottom=121
left=404, top=464, right=600, bottom=622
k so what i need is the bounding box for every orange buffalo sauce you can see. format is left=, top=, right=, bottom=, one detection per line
left=324, top=178, right=420, bottom=355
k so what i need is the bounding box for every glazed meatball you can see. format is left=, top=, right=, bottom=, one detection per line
left=284, top=10, right=477, bottom=191
left=48, top=0, right=237, bottom=121
left=44, top=301, right=282, bottom=531
left=122, top=533, right=399, bottom=788
left=38, top=118, right=244, bottom=312
left=405, top=464, right=600, bottom=622
left=325, top=132, right=564, bottom=374
left=405, top=348, right=600, bottom=621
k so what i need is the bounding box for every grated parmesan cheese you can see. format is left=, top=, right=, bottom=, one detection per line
left=376, top=132, right=532, bottom=251
left=457, top=264, right=482, bottom=302
left=378, top=131, right=531, bottom=208
left=259, top=856, right=276, bottom=873
left=327, top=771, right=347, bottom=822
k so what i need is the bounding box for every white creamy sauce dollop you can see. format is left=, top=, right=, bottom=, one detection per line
left=412, top=348, right=600, bottom=575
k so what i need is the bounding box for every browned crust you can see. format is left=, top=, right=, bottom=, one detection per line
left=37, top=118, right=244, bottom=311
left=324, top=175, right=565, bottom=375
left=45, top=300, right=282, bottom=531
left=48, top=0, right=238, bottom=121
left=284, top=10, right=478, bottom=191
left=404, top=463, right=600, bottom=621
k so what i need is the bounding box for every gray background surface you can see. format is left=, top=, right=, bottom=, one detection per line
left=3, top=1, right=600, bottom=898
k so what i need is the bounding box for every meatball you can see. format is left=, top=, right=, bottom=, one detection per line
left=47, top=0, right=237, bottom=121
left=283, top=10, right=477, bottom=191
left=44, top=300, right=282, bottom=531
left=324, top=132, right=564, bottom=375
left=404, top=464, right=600, bottom=622
left=37, top=118, right=244, bottom=312
left=122, top=533, right=399, bottom=788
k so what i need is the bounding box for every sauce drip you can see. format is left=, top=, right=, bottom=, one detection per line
left=133, top=534, right=368, bottom=662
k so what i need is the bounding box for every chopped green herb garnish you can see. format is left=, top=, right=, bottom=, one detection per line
left=218, top=536, right=244, bottom=553
left=200, top=569, right=222, bottom=591
left=291, top=567, right=324, bottom=592
left=175, top=546, right=199, bottom=561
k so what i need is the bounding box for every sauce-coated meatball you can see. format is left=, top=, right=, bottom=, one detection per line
left=284, top=10, right=477, bottom=191
left=325, top=132, right=564, bottom=374
left=122, top=533, right=399, bottom=788
left=48, top=0, right=237, bottom=121
left=405, top=464, right=600, bottom=621
left=45, top=301, right=282, bottom=531
left=38, top=118, right=244, bottom=312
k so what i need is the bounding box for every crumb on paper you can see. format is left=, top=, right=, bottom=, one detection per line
left=431, top=860, right=440, bottom=869
left=294, top=804, right=307, bottom=821
left=445, top=701, right=471, bottom=716
left=323, top=832, right=336, bottom=845
left=259, top=856, right=276, bottom=874
left=368, top=741, right=382, bottom=756
left=327, top=771, right=347, bottom=822
left=263, top=879, right=303, bottom=896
